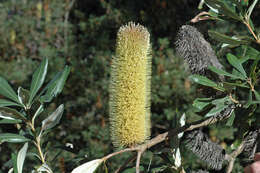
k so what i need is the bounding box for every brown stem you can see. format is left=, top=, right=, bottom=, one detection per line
left=244, top=21, right=260, bottom=44
left=102, top=110, right=233, bottom=172
left=27, top=122, right=36, bottom=132
left=28, top=121, right=45, bottom=163
left=229, top=94, right=239, bottom=104
left=226, top=141, right=245, bottom=173
left=35, top=137, right=45, bottom=163
left=136, top=151, right=142, bottom=173
left=247, top=78, right=255, bottom=92
left=103, top=148, right=136, bottom=161
left=190, top=11, right=211, bottom=23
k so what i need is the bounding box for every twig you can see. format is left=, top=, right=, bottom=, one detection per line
left=136, top=151, right=142, bottom=173
left=247, top=78, right=255, bottom=92
left=190, top=11, right=211, bottom=23
left=102, top=109, right=234, bottom=173
left=34, top=137, right=45, bottom=163
left=226, top=141, right=245, bottom=173
left=229, top=93, right=239, bottom=104
left=29, top=121, right=45, bottom=163
left=103, top=148, right=136, bottom=161
left=243, top=20, right=260, bottom=44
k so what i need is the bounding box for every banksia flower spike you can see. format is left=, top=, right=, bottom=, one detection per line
left=109, top=22, right=151, bottom=148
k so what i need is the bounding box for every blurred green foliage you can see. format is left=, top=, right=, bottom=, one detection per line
left=0, top=0, right=259, bottom=173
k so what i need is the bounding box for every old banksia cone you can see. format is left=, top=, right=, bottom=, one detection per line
left=109, top=22, right=151, bottom=147
left=175, top=25, right=223, bottom=75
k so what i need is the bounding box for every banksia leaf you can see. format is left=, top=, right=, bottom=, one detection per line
left=72, top=159, right=104, bottom=173
left=109, top=22, right=151, bottom=147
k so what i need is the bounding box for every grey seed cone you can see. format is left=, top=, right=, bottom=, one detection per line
left=175, top=25, right=223, bottom=76
left=184, top=130, right=225, bottom=170
left=191, top=170, right=209, bottom=173
left=243, top=129, right=259, bottom=161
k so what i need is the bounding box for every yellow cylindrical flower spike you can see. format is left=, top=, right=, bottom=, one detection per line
left=109, top=22, right=151, bottom=148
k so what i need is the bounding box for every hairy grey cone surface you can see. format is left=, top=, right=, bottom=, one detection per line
left=214, top=104, right=235, bottom=120
left=184, top=130, right=225, bottom=170
left=243, top=129, right=259, bottom=161
left=257, top=130, right=260, bottom=152
left=191, top=170, right=209, bottom=173
left=175, top=25, right=223, bottom=76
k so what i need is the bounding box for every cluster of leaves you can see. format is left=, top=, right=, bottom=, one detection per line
left=181, top=0, right=260, bottom=172
left=0, top=59, right=70, bottom=173
left=191, top=0, right=260, bottom=125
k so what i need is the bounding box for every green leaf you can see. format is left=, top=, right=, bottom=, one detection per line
left=245, top=46, right=260, bottom=60
left=223, top=82, right=250, bottom=88
left=0, top=107, right=27, bottom=121
left=254, top=91, right=260, bottom=101
left=250, top=59, right=259, bottom=80
left=38, top=72, right=61, bottom=97
left=190, top=75, right=218, bottom=87
left=250, top=101, right=260, bottom=105
left=230, top=0, right=242, bottom=11
left=17, top=87, right=30, bottom=109
left=37, top=163, right=53, bottom=173
left=238, top=57, right=250, bottom=64
left=205, top=96, right=232, bottom=117
left=227, top=53, right=247, bottom=78
left=150, top=166, right=167, bottom=173
left=211, top=96, right=231, bottom=106
left=0, top=119, right=22, bottom=124
left=208, top=30, right=249, bottom=45
left=244, top=91, right=253, bottom=108
left=29, top=58, right=48, bottom=106
left=193, top=98, right=212, bottom=111
left=205, top=104, right=229, bottom=117
left=246, top=0, right=258, bottom=21
left=206, top=3, right=219, bottom=13
left=226, top=111, right=235, bottom=126
left=40, top=66, right=70, bottom=102
left=41, top=104, right=64, bottom=131
left=232, top=69, right=246, bottom=80
left=208, top=9, right=220, bottom=18
left=0, top=76, right=19, bottom=103
left=71, top=159, right=104, bottom=173
left=12, top=153, right=18, bottom=173
left=214, top=85, right=226, bottom=92
left=17, top=143, right=28, bottom=173
left=0, top=133, right=30, bottom=143
left=209, top=66, right=245, bottom=80
left=190, top=75, right=225, bottom=91
left=205, top=0, right=241, bottom=20
left=198, top=0, right=205, bottom=9
left=0, top=99, right=22, bottom=107
left=32, top=104, right=44, bottom=126
left=208, top=66, right=232, bottom=77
